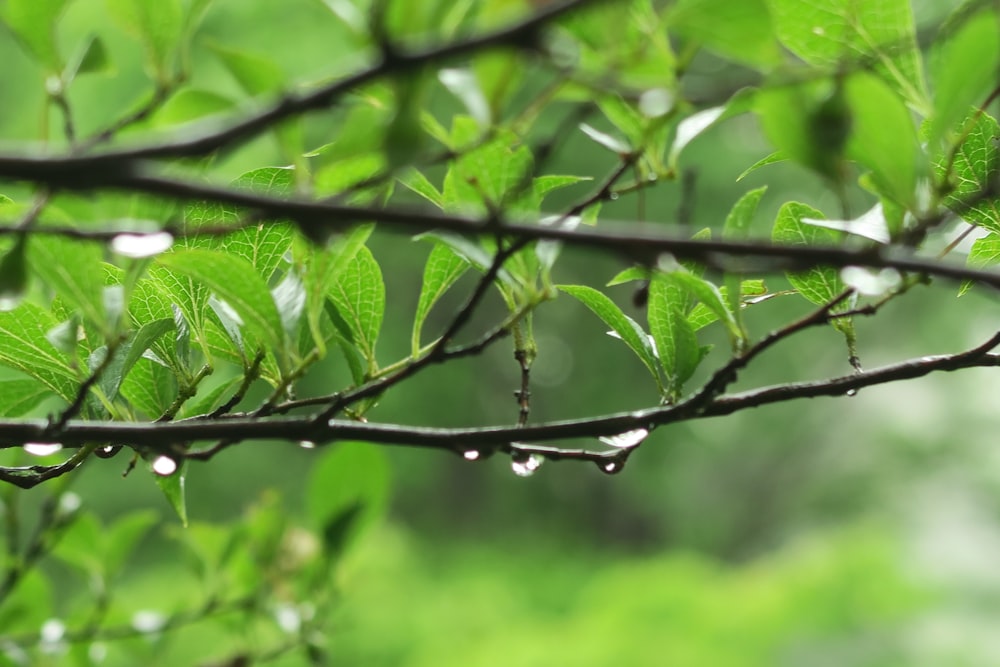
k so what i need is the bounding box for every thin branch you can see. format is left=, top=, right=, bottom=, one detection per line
left=0, top=337, right=997, bottom=461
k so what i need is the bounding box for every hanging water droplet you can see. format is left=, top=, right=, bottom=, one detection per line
left=598, top=428, right=649, bottom=449
left=511, top=453, right=544, bottom=477
left=151, top=455, right=178, bottom=476
left=23, top=443, right=62, bottom=457
left=463, top=450, right=481, bottom=461
left=608, top=192, right=620, bottom=201
left=111, top=232, right=174, bottom=258
left=599, top=460, right=624, bottom=475
left=845, top=388, right=858, bottom=397
left=95, top=445, right=121, bottom=459
left=39, top=618, right=66, bottom=652
left=299, top=440, right=317, bottom=449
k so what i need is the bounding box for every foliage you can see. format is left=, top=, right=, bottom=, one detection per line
left=0, top=0, right=997, bottom=663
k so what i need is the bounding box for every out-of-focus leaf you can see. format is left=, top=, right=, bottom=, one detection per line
left=105, top=0, right=183, bottom=80
left=152, top=89, right=234, bottom=127
left=399, top=169, right=445, bottom=208
left=0, top=378, right=52, bottom=417
left=579, top=123, right=631, bottom=155
left=803, top=203, right=891, bottom=244
left=765, top=0, right=927, bottom=109
left=669, top=0, right=780, bottom=66
left=412, top=243, right=469, bottom=356
left=1, top=0, right=69, bottom=70
left=0, top=235, right=28, bottom=311
left=927, top=11, right=1000, bottom=147
left=306, top=442, right=390, bottom=558
left=559, top=284, right=662, bottom=393
left=670, top=89, right=755, bottom=167
left=439, top=68, right=490, bottom=128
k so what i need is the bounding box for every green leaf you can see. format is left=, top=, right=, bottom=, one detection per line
left=558, top=284, right=662, bottom=393
left=271, top=269, right=306, bottom=346
left=306, top=442, right=390, bottom=558
left=660, top=271, right=744, bottom=351
left=1, top=0, right=69, bottom=70
left=64, top=34, right=113, bottom=81
left=152, top=88, right=234, bottom=127
left=153, top=459, right=188, bottom=526
left=960, top=233, right=1000, bottom=296
left=736, top=151, right=787, bottom=182
left=928, top=11, right=1000, bottom=147
left=938, top=112, right=1000, bottom=233
left=399, top=169, right=445, bottom=208
left=765, top=0, right=927, bottom=110
left=105, top=0, right=183, bottom=80
left=669, top=0, right=779, bottom=66
left=120, top=357, right=176, bottom=418
left=0, top=235, right=28, bottom=311
left=723, top=187, right=766, bottom=333
left=99, top=318, right=175, bottom=402
left=0, top=303, right=78, bottom=402
left=29, top=236, right=107, bottom=331
left=844, top=73, right=920, bottom=208
left=158, top=249, right=285, bottom=358
left=579, top=123, right=631, bottom=154
left=412, top=243, right=469, bottom=356
left=607, top=266, right=650, bottom=286
left=304, top=224, right=373, bottom=356
left=0, top=378, right=52, bottom=417
left=328, top=246, right=385, bottom=368
left=439, top=68, right=490, bottom=128
left=670, top=88, right=756, bottom=167
left=772, top=202, right=846, bottom=305
left=648, top=275, right=701, bottom=399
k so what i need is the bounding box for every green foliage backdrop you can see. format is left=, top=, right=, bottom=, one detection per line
left=0, top=0, right=998, bottom=664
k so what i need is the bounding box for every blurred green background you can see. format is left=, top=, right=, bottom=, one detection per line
left=3, top=0, right=1000, bottom=664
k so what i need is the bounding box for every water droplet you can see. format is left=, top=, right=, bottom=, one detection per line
left=95, top=445, right=121, bottom=459
left=58, top=492, right=81, bottom=515
left=599, top=460, right=624, bottom=475
left=274, top=604, right=302, bottom=634
left=299, top=440, right=317, bottom=449
left=23, top=443, right=62, bottom=457
left=598, top=428, right=649, bottom=449
left=111, top=232, right=174, bottom=258
left=845, top=388, right=858, bottom=397
left=608, top=192, right=619, bottom=201
left=463, top=450, right=481, bottom=461
left=511, top=453, right=544, bottom=477
left=151, top=455, right=178, bottom=476
left=40, top=618, right=65, bottom=647
left=131, top=610, right=166, bottom=634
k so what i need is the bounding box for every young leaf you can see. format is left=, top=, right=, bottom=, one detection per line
left=153, top=458, right=188, bottom=526
left=306, top=442, right=390, bottom=558
left=659, top=271, right=744, bottom=351
left=772, top=202, right=846, bottom=305
left=558, top=284, right=663, bottom=393
left=99, top=318, right=175, bottom=402
left=579, top=123, right=631, bottom=155
left=722, top=187, right=766, bottom=333
left=328, top=246, right=385, bottom=368
left=158, top=249, right=285, bottom=357
left=412, top=243, right=469, bottom=356
left=648, top=275, right=701, bottom=399
left=736, top=151, right=787, bottom=182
